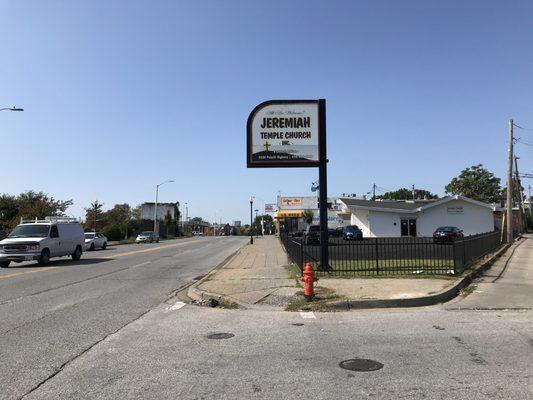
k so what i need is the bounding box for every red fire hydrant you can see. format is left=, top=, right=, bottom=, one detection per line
left=300, top=263, right=318, bottom=301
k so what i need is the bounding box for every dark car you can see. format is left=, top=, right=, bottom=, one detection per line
left=343, top=225, right=363, bottom=241
left=328, top=228, right=343, bottom=238
left=433, top=226, right=464, bottom=243
left=304, top=225, right=321, bottom=245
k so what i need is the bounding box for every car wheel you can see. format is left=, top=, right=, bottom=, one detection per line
left=90, top=243, right=95, bottom=251
left=156, top=239, right=159, bottom=243
left=102, top=242, right=107, bottom=250
left=150, top=238, right=153, bottom=243
left=0, top=261, right=10, bottom=268
left=38, top=249, right=50, bottom=266
left=72, top=246, right=82, bottom=261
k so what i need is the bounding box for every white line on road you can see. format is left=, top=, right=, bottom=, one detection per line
left=300, top=311, right=316, bottom=319
left=131, top=261, right=152, bottom=268
left=167, top=301, right=186, bottom=311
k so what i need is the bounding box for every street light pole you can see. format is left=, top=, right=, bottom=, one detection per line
left=154, top=180, right=174, bottom=234
left=254, top=209, right=259, bottom=238
left=250, top=196, right=254, bottom=245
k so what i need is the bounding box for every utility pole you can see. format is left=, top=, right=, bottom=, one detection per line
left=527, top=185, right=531, bottom=215
left=372, top=183, right=376, bottom=200
left=412, top=184, right=415, bottom=200
left=506, top=119, right=514, bottom=243
left=514, top=156, right=524, bottom=233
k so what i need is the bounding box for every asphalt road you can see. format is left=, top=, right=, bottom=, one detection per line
left=2, top=236, right=532, bottom=400
left=0, top=236, right=248, bottom=400
left=18, top=306, right=533, bottom=400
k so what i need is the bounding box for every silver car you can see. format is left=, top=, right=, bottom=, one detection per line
left=135, top=231, right=159, bottom=244
left=84, top=232, right=108, bottom=251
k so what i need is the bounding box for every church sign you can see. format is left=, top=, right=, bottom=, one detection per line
left=247, top=100, right=322, bottom=168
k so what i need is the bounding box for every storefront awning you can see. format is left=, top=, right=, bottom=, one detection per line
left=274, top=210, right=303, bottom=219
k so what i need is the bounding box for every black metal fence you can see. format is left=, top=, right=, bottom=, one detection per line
left=280, top=231, right=502, bottom=276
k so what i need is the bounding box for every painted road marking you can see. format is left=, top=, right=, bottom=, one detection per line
left=300, top=311, right=316, bottom=319
left=131, top=261, right=152, bottom=268
left=167, top=301, right=186, bottom=311
left=102, top=241, right=193, bottom=259
left=0, top=266, right=60, bottom=280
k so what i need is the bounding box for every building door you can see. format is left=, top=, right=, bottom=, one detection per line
left=408, top=219, right=417, bottom=236
left=400, top=220, right=409, bottom=236
left=400, top=219, right=417, bottom=237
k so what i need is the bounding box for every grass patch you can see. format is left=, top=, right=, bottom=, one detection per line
left=284, top=264, right=303, bottom=286
left=285, top=286, right=344, bottom=312
left=317, top=273, right=458, bottom=281
left=460, top=283, right=477, bottom=297
left=218, top=297, right=240, bottom=309
left=329, top=258, right=454, bottom=269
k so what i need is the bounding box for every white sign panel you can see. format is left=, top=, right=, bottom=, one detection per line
left=247, top=100, right=321, bottom=167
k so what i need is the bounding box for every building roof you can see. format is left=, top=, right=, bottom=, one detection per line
left=339, top=198, right=424, bottom=211
left=339, top=195, right=493, bottom=214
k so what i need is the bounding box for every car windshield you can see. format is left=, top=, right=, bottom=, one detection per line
left=84, top=233, right=95, bottom=239
left=437, top=227, right=454, bottom=232
left=141, top=231, right=153, bottom=235
left=346, top=226, right=359, bottom=232
left=308, top=226, right=320, bottom=232
left=8, top=225, right=50, bottom=238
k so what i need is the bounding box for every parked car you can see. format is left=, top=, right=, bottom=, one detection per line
left=135, top=231, right=159, bottom=243
left=433, top=226, right=464, bottom=243
left=343, top=225, right=363, bottom=241
left=84, top=232, right=108, bottom=251
left=0, top=217, right=84, bottom=268
left=328, top=228, right=343, bottom=238
left=192, top=231, right=204, bottom=236
left=304, top=225, right=321, bottom=245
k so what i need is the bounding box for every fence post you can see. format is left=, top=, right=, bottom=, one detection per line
left=299, top=241, right=304, bottom=273
left=374, top=238, right=379, bottom=275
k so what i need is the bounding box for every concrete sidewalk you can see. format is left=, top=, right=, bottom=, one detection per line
left=188, top=236, right=297, bottom=307
left=187, top=235, right=461, bottom=309
left=447, top=233, right=533, bottom=310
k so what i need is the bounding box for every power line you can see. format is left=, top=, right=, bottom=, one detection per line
left=513, top=122, right=533, bottom=131
left=516, top=138, right=533, bottom=147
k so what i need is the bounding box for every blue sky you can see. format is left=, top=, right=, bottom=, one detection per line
left=1, top=0, right=532, bottom=223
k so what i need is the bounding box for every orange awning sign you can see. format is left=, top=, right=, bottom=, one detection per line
left=274, top=210, right=303, bottom=219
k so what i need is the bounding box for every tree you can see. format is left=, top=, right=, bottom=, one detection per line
left=445, top=164, right=502, bottom=203
left=84, top=200, right=105, bottom=231
left=301, top=209, right=314, bottom=225
left=252, top=214, right=274, bottom=235
left=17, top=191, right=73, bottom=220
left=377, top=188, right=438, bottom=201
left=0, top=194, right=19, bottom=231
left=163, top=210, right=173, bottom=238
left=0, top=191, right=72, bottom=231
left=103, top=204, right=133, bottom=240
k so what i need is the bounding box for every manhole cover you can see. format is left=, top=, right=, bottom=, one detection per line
left=292, top=323, right=304, bottom=326
left=339, top=358, right=383, bottom=372
left=206, top=332, right=234, bottom=340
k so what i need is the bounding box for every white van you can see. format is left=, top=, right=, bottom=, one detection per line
left=0, top=217, right=85, bottom=268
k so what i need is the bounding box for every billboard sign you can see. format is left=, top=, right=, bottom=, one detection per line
left=265, top=204, right=277, bottom=213
left=247, top=100, right=322, bottom=168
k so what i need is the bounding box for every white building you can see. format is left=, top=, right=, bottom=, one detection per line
left=338, top=195, right=494, bottom=237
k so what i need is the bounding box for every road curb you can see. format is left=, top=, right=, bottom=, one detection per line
left=186, top=246, right=249, bottom=308
left=320, top=240, right=516, bottom=310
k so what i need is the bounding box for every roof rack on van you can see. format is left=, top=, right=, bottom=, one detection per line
left=20, top=216, right=80, bottom=224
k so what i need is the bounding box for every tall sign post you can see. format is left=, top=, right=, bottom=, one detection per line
left=247, top=99, right=329, bottom=270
